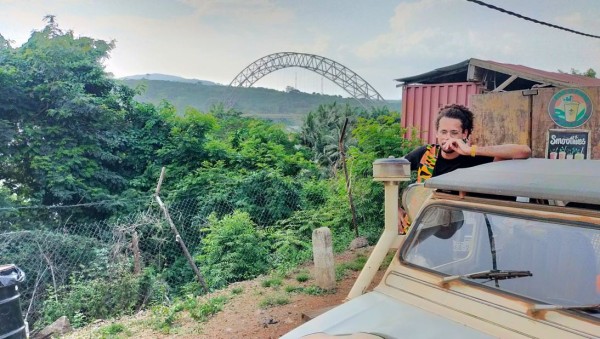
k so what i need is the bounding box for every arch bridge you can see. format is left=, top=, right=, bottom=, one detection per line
left=229, top=52, right=385, bottom=109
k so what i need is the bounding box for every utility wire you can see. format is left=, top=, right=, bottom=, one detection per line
left=466, top=0, right=600, bottom=39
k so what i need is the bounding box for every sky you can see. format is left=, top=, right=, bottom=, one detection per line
left=1, top=0, right=599, bottom=100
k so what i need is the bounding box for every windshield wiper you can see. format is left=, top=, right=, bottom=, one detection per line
left=531, top=304, right=600, bottom=313
left=442, top=269, right=532, bottom=283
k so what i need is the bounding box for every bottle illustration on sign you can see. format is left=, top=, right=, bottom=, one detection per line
left=549, top=151, right=557, bottom=159
left=574, top=147, right=585, bottom=160
left=558, top=147, right=566, bottom=159
left=563, top=96, right=579, bottom=123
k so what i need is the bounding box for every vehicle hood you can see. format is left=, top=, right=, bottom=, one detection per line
left=281, top=291, right=494, bottom=339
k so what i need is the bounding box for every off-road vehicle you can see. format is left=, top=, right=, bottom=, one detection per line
left=284, top=158, right=600, bottom=338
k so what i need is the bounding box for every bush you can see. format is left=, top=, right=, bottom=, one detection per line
left=265, top=227, right=312, bottom=270
left=197, top=211, right=271, bottom=289
left=235, top=171, right=302, bottom=227
left=41, top=270, right=142, bottom=328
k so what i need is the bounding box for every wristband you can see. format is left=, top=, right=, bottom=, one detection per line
left=470, top=145, right=477, bottom=157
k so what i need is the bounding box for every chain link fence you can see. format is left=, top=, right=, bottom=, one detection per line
left=0, top=180, right=317, bottom=331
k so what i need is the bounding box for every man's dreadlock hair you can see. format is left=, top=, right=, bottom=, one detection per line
left=435, top=104, right=474, bottom=138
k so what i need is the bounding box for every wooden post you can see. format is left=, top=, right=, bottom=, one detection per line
left=312, top=227, right=335, bottom=290
left=339, top=118, right=359, bottom=237
left=154, top=167, right=209, bottom=293
left=132, top=231, right=142, bottom=275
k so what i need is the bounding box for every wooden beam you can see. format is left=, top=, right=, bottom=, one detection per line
left=492, top=74, right=518, bottom=92
left=467, top=64, right=479, bottom=82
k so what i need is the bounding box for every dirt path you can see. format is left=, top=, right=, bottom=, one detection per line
left=65, top=246, right=386, bottom=338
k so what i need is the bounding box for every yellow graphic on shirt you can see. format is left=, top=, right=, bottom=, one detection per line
left=401, top=144, right=439, bottom=235
left=417, top=144, right=438, bottom=183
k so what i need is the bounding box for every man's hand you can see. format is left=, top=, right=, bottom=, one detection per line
left=441, top=137, right=470, bottom=155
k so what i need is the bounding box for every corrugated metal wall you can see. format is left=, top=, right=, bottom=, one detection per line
left=401, top=82, right=484, bottom=143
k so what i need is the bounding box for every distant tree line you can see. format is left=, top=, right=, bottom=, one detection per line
left=558, top=67, right=597, bottom=78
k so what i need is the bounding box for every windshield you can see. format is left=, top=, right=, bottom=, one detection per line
left=401, top=205, right=600, bottom=314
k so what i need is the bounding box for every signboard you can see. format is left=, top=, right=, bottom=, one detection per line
left=545, top=129, right=590, bottom=160
left=548, top=88, right=593, bottom=128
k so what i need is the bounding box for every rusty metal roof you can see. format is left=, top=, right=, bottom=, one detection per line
left=396, top=58, right=600, bottom=88
left=395, top=60, right=470, bottom=85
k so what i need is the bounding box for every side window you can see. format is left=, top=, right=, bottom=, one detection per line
left=402, top=206, right=477, bottom=274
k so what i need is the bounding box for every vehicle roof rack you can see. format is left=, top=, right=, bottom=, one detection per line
left=425, top=159, right=600, bottom=207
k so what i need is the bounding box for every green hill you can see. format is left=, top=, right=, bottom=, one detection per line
left=119, top=79, right=401, bottom=127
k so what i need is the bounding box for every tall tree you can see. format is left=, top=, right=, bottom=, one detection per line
left=300, top=102, right=358, bottom=173
left=0, top=19, right=135, bottom=223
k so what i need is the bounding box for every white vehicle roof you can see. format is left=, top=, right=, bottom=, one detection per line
left=424, top=159, right=600, bottom=206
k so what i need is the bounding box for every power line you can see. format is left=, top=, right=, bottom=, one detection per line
left=466, top=0, right=600, bottom=39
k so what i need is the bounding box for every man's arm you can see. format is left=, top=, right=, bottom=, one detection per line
left=445, top=138, right=531, bottom=160
left=473, top=144, right=532, bottom=161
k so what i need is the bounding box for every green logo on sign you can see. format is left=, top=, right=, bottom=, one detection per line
left=548, top=88, right=593, bottom=128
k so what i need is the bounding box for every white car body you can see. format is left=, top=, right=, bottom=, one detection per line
left=284, top=159, right=600, bottom=339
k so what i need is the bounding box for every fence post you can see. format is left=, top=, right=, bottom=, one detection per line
left=131, top=231, right=142, bottom=275
left=312, top=227, right=335, bottom=290
left=154, top=167, right=208, bottom=293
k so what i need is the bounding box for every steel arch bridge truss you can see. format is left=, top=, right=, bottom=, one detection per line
left=229, top=52, right=385, bottom=108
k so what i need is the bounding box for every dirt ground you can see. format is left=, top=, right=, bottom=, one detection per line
left=65, top=246, right=387, bottom=339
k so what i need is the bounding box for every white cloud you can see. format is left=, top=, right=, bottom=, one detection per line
left=354, top=0, right=459, bottom=60
left=178, top=0, right=294, bottom=25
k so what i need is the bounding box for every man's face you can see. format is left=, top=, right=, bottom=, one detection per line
left=436, top=117, right=467, bottom=154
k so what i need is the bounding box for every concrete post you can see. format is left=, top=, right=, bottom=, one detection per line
left=312, top=227, right=335, bottom=290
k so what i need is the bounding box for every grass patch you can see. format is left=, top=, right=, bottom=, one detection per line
left=259, top=295, right=290, bottom=308
left=335, top=265, right=349, bottom=281
left=150, top=305, right=180, bottom=334
left=346, top=254, right=368, bottom=270
left=98, top=323, right=130, bottom=338
left=303, top=285, right=333, bottom=296
left=150, top=295, right=229, bottom=333
left=284, top=285, right=304, bottom=293
left=335, top=254, right=368, bottom=281
left=261, top=277, right=283, bottom=288
left=189, top=295, right=228, bottom=322
left=295, top=270, right=310, bottom=282
left=381, top=251, right=395, bottom=269
left=231, top=287, right=244, bottom=295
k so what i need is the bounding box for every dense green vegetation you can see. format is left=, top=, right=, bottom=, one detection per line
left=0, top=20, right=419, bottom=331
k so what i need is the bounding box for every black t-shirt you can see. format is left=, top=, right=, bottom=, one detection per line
left=404, top=144, right=494, bottom=178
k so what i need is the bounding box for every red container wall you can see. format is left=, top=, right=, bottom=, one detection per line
left=401, top=82, right=484, bottom=143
